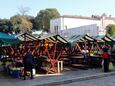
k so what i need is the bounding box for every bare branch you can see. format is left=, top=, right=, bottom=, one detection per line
left=18, top=5, right=30, bottom=16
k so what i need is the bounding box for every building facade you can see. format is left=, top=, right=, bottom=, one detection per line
left=50, top=15, right=115, bottom=37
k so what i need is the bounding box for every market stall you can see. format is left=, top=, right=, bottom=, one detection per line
left=38, top=34, right=68, bottom=73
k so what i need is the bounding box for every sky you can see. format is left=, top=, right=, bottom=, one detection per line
left=0, top=0, right=115, bottom=19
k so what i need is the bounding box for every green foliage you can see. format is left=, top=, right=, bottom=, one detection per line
left=34, top=8, right=60, bottom=32
left=10, top=15, right=21, bottom=33
left=0, top=8, right=60, bottom=34
left=0, top=19, right=13, bottom=33
left=10, top=15, right=33, bottom=33
left=106, top=24, right=115, bottom=36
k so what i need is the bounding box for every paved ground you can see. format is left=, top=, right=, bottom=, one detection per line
left=58, top=75, right=115, bottom=86
left=0, top=67, right=115, bottom=86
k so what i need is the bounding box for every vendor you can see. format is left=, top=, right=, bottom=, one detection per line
left=89, top=51, right=94, bottom=56
left=81, top=48, right=89, bottom=61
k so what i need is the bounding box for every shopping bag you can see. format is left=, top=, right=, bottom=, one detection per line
left=101, top=60, right=104, bottom=70
left=109, top=62, right=113, bottom=70
left=32, top=68, right=36, bottom=75
left=101, top=60, right=104, bottom=66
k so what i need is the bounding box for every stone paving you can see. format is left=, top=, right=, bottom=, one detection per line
left=58, top=75, right=115, bottom=86
left=0, top=68, right=115, bottom=86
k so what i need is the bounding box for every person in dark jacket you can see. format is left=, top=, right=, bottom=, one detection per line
left=23, top=50, right=35, bottom=80
left=102, top=45, right=110, bottom=72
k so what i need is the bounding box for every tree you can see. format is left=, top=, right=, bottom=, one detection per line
left=20, top=16, right=33, bottom=33
left=10, top=15, right=21, bottom=33
left=30, top=17, right=38, bottom=30
left=106, top=24, right=115, bottom=36
left=18, top=6, right=30, bottom=16
left=10, top=15, right=33, bottom=33
left=35, top=8, right=60, bottom=32
left=0, top=19, right=13, bottom=33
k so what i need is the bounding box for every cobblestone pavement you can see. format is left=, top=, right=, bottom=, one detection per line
left=0, top=68, right=115, bottom=86
left=58, top=75, right=115, bottom=86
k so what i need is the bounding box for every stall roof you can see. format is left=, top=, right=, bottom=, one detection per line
left=68, top=34, right=95, bottom=43
left=68, top=35, right=83, bottom=43
left=102, top=35, right=114, bottom=42
left=68, top=34, right=95, bottom=47
left=93, top=35, right=105, bottom=42
left=111, top=36, right=115, bottom=41
left=93, top=35, right=115, bottom=43
left=83, top=34, right=95, bottom=42
left=39, top=34, right=68, bottom=43
left=0, top=32, right=19, bottom=46
left=15, top=33, right=38, bottom=41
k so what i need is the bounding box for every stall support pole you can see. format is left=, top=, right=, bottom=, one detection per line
left=57, top=61, right=63, bottom=73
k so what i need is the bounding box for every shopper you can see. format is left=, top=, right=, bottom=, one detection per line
left=23, top=50, right=35, bottom=80
left=102, top=45, right=110, bottom=72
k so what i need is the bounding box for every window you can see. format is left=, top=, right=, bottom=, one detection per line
left=54, top=26, right=58, bottom=34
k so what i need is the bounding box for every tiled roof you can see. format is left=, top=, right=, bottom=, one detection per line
left=54, top=15, right=115, bottom=20
left=61, top=15, right=101, bottom=20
